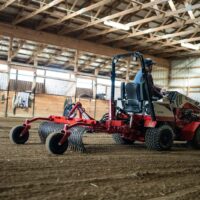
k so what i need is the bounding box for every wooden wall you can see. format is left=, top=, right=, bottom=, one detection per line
left=0, top=91, right=6, bottom=117
left=0, top=90, right=109, bottom=119
left=95, top=100, right=109, bottom=120
left=170, top=58, right=200, bottom=102
left=34, top=94, right=67, bottom=117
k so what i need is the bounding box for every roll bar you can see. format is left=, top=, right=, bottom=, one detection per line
left=111, top=52, right=156, bottom=121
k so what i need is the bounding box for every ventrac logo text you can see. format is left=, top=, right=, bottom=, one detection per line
left=157, top=111, right=164, bottom=114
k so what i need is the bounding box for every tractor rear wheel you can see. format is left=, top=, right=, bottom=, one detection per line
left=112, top=133, right=134, bottom=145
left=46, top=132, right=68, bottom=155
left=191, top=127, right=200, bottom=149
left=145, top=125, right=174, bottom=151
left=9, top=125, right=29, bottom=144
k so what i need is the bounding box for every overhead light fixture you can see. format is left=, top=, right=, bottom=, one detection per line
left=188, top=10, right=194, bottom=16
left=104, top=20, right=130, bottom=31
left=181, top=42, right=200, bottom=51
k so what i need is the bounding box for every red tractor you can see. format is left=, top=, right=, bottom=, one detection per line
left=9, top=52, right=200, bottom=154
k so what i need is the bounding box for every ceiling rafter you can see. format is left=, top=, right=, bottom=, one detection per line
left=99, top=4, right=200, bottom=44
left=0, top=21, right=170, bottom=66
left=77, top=0, right=200, bottom=46
left=102, top=18, right=199, bottom=44
left=79, top=1, right=133, bottom=40
left=13, top=0, right=64, bottom=25
left=45, top=48, right=64, bottom=66
left=0, top=0, right=16, bottom=11
left=168, top=0, right=181, bottom=22
left=62, top=0, right=169, bottom=35
left=37, top=0, right=111, bottom=30
left=115, top=19, right=200, bottom=51
left=11, top=39, right=25, bottom=59
left=0, top=0, right=199, bottom=61
left=27, top=44, right=47, bottom=64
left=79, top=55, right=99, bottom=71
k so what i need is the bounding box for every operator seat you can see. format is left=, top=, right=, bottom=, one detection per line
left=140, top=80, right=159, bottom=101
left=121, top=82, right=141, bottom=113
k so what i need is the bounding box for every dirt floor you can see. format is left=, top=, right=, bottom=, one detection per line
left=1, top=117, right=200, bottom=200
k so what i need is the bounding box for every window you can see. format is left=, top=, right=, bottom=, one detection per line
left=0, top=73, right=8, bottom=90
left=36, top=69, right=44, bottom=83
left=18, top=70, right=33, bottom=81
left=46, top=70, right=70, bottom=79
left=76, top=78, right=92, bottom=89
left=97, top=78, right=121, bottom=87
left=10, top=69, right=17, bottom=80
left=0, top=64, right=8, bottom=71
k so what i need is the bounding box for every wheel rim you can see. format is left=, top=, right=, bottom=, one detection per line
left=49, top=133, right=68, bottom=154
left=160, top=129, right=172, bottom=147
left=195, top=132, right=200, bottom=145
left=11, top=126, right=29, bottom=144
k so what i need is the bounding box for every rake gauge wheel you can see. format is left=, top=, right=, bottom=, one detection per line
left=46, top=132, right=68, bottom=155
left=9, top=125, right=29, bottom=144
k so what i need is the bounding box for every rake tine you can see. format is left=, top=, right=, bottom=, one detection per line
left=68, top=126, right=87, bottom=153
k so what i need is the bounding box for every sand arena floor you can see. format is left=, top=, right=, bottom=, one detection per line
left=1, top=117, right=200, bottom=200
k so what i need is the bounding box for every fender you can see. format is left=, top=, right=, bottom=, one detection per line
left=181, top=122, right=200, bottom=141
left=144, top=119, right=157, bottom=128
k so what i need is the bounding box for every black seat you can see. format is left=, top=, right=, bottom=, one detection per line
left=140, top=80, right=159, bottom=101
left=123, top=83, right=141, bottom=113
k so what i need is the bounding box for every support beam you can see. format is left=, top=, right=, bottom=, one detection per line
left=164, top=36, right=200, bottom=46
left=145, top=27, right=200, bottom=42
left=32, top=57, right=38, bottom=117
left=79, top=56, right=99, bottom=71
left=74, top=50, right=79, bottom=73
left=116, top=26, right=200, bottom=50
left=45, top=49, right=64, bottom=66
left=0, top=0, right=15, bottom=11
left=27, top=44, right=46, bottom=64
left=162, top=49, right=200, bottom=58
left=37, top=0, right=110, bottom=30
left=0, top=22, right=170, bottom=67
left=5, top=36, right=13, bottom=117
left=185, top=2, right=195, bottom=20
left=11, top=40, right=25, bottom=59
left=13, top=0, right=64, bottom=25
left=125, top=59, right=131, bottom=83
left=168, top=0, right=181, bottom=22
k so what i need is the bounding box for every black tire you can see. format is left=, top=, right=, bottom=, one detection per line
left=112, top=133, right=134, bottom=145
left=191, top=127, right=200, bottom=149
left=46, top=132, right=68, bottom=155
left=145, top=125, right=174, bottom=151
left=38, top=122, right=64, bottom=143
left=9, top=125, right=29, bottom=144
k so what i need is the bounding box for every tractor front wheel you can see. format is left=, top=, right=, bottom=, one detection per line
left=46, top=132, right=68, bottom=155
left=191, top=127, right=200, bottom=149
left=9, top=125, right=29, bottom=144
left=145, top=125, right=174, bottom=151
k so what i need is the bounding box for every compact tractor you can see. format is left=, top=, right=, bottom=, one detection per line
left=9, top=52, right=200, bottom=154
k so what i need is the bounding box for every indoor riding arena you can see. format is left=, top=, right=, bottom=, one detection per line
left=0, top=0, right=200, bottom=200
